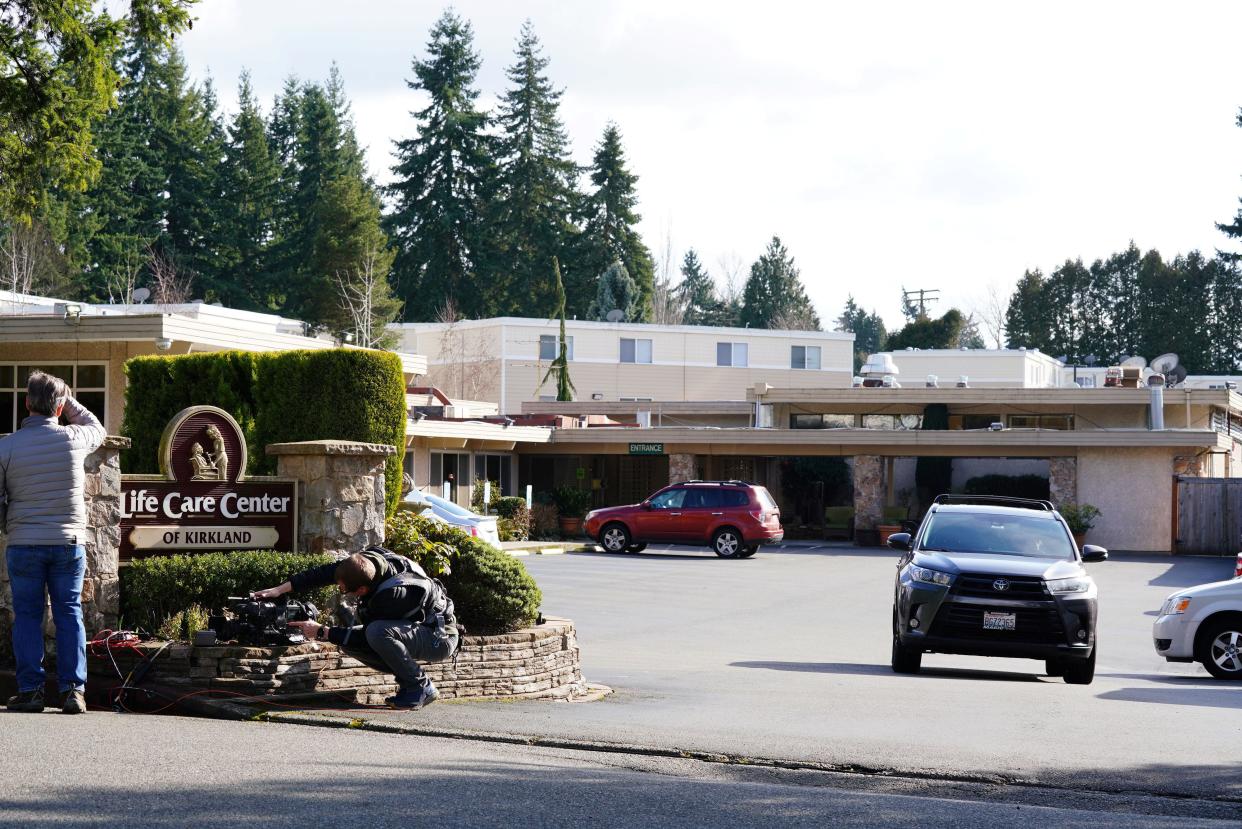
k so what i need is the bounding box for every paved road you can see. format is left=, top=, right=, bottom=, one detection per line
left=299, top=543, right=1242, bottom=804
left=1, top=712, right=1239, bottom=828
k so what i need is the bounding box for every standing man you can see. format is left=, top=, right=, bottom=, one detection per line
left=1, top=371, right=106, bottom=714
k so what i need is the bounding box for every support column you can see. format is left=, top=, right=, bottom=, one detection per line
left=267, top=440, right=397, bottom=558
left=668, top=453, right=697, bottom=484
left=853, top=455, right=884, bottom=544
left=0, top=435, right=128, bottom=663
left=1048, top=456, right=1078, bottom=505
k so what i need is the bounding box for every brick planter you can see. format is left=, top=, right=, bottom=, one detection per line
left=87, top=616, right=586, bottom=706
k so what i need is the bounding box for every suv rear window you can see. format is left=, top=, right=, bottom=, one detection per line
left=755, top=487, right=777, bottom=511
left=921, top=511, right=1075, bottom=559
left=720, top=489, right=750, bottom=507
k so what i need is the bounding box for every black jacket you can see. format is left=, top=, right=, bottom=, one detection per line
left=290, top=548, right=453, bottom=647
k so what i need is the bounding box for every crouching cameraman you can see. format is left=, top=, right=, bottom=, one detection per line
left=252, top=546, right=457, bottom=710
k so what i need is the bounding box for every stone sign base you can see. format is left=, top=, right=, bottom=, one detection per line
left=87, top=617, right=586, bottom=706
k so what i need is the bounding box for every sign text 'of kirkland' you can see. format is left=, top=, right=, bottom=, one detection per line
left=119, top=406, right=297, bottom=560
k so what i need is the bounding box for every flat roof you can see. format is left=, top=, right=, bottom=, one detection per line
left=392, top=316, right=854, bottom=341
left=748, top=386, right=1242, bottom=412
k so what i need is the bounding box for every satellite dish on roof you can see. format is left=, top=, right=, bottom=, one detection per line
left=132, top=288, right=150, bottom=303
left=605, top=309, right=625, bottom=322
left=1151, top=353, right=1180, bottom=374
left=1120, top=355, right=1147, bottom=368
left=1165, top=364, right=1189, bottom=386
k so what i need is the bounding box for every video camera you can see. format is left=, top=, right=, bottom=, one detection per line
left=208, top=597, right=320, bottom=646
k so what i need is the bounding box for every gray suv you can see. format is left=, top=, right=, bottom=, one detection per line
left=889, top=495, right=1108, bottom=684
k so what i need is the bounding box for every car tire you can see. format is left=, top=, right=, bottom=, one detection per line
left=599, top=523, right=631, bottom=553
left=1063, top=648, right=1096, bottom=685
left=1197, top=618, right=1242, bottom=680
left=1044, top=659, right=1066, bottom=678
left=712, top=527, right=743, bottom=558
left=738, top=544, right=759, bottom=558
left=891, top=631, right=922, bottom=674
left=623, top=543, right=647, bottom=554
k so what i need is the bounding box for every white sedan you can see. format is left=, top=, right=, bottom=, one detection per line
left=401, top=490, right=501, bottom=547
left=1153, top=573, right=1242, bottom=680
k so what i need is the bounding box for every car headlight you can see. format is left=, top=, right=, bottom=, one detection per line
left=907, top=565, right=952, bottom=586
left=1046, top=576, right=1094, bottom=595
left=1161, top=596, right=1191, bottom=615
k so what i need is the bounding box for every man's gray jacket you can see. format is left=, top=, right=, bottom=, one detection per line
left=0, top=398, right=106, bottom=546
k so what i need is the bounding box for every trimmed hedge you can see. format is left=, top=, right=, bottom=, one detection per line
left=121, top=550, right=337, bottom=635
left=384, top=512, right=541, bottom=634
left=121, top=349, right=407, bottom=515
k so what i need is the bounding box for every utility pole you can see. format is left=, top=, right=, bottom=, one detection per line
left=901, top=287, right=940, bottom=320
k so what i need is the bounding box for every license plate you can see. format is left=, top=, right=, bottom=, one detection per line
left=983, top=611, right=1016, bottom=631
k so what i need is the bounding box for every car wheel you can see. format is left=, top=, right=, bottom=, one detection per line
left=1063, top=647, right=1096, bottom=685
left=738, top=544, right=759, bottom=558
left=712, top=528, right=743, bottom=558
left=891, top=628, right=922, bottom=674
left=599, top=523, right=631, bottom=553
left=1198, top=619, right=1242, bottom=680
left=623, top=543, right=647, bottom=554
left=1044, top=659, right=1066, bottom=678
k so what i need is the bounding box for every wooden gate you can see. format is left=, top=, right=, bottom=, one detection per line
left=1175, top=477, right=1242, bottom=555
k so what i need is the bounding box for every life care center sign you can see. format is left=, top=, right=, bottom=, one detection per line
left=119, top=406, right=297, bottom=561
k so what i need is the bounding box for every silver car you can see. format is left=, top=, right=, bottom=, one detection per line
left=1153, top=574, right=1242, bottom=680
left=401, top=490, right=501, bottom=547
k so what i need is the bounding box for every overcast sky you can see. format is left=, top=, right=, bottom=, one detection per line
left=177, top=1, right=1242, bottom=331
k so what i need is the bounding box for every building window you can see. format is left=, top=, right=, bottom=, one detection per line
left=1009, top=414, right=1074, bottom=430
left=620, top=338, right=652, bottom=364
left=948, top=414, right=1001, bottom=430
left=791, top=345, right=821, bottom=370
left=716, top=342, right=748, bottom=367
left=539, top=335, right=573, bottom=361
left=791, top=413, right=855, bottom=429
left=1, top=363, right=108, bottom=433
left=619, top=397, right=654, bottom=402
left=473, top=453, right=514, bottom=496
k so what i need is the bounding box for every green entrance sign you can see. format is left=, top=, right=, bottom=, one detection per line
left=628, top=442, right=665, bottom=455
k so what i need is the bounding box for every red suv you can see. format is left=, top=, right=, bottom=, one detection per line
left=583, top=481, right=783, bottom=558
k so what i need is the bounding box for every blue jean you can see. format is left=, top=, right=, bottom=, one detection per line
left=6, top=544, right=87, bottom=693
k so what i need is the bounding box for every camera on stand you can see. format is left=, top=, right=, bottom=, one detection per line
left=206, top=597, right=320, bottom=646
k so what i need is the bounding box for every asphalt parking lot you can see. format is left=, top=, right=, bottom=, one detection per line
left=378, top=541, right=1242, bottom=801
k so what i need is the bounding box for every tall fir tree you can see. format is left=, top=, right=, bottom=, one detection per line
left=576, top=123, right=654, bottom=321
left=676, top=249, right=728, bottom=326
left=218, top=70, right=281, bottom=310
left=1217, top=107, right=1242, bottom=264
left=739, top=236, right=820, bottom=329
left=387, top=10, right=495, bottom=320
left=835, top=296, right=887, bottom=371
left=492, top=20, right=580, bottom=317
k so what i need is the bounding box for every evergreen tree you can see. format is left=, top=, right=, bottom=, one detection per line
left=218, top=70, right=281, bottom=310
left=886, top=309, right=967, bottom=351
left=677, top=249, right=730, bottom=326
left=387, top=10, right=494, bottom=320
left=1218, top=107, right=1242, bottom=264
left=835, top=296, right=887, bottom=371
left=588, top=261, right=639, bottom=321
left=576, top=123, right=654, bottom=321
left=739, top=235, right=820, bottom=329
left=492, top=20, right=580, bottom=317
left=1003, top=269, right=1048, bottom=349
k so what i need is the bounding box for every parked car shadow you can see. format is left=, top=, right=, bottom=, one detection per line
left=1095, top=686, right=1242, bottom=710
left=570, top=549, right=724, bottom=562
left=729, top=661, right=1044, bottom=682
left=1145, top=556, right=1236, bottom=588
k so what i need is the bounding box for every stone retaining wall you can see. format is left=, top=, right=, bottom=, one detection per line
left=87, top=617, right=586, bottom=706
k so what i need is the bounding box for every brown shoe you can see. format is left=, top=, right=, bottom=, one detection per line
left=60, top=689, right=86, bottom=715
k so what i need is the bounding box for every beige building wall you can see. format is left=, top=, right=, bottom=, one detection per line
left=1077, top=447, right=1176, bottom=551
left=394, top=318, right=853, bottom=411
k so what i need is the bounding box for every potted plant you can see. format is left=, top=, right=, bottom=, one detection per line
left=876, top=503, right=909, bottom=547
left=1058, top=502, right=1101, bottom=548
left=554, top=486, right=593, bottom=536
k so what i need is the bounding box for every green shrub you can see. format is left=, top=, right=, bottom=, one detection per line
left=1058, top=502, right=1101, bottom=533
left=121, top=349, right=407, bottom=515
left=384, top=512, right=541, bottom=634
left=121, top=550, right=336, bottom=635
left=157, top=604, right=210, bottom=641
left=497, top=507, right=530, bottom=542
left=553, top=485, right=592, bottom=517
left=492, top=497, right=527, bottom=519
left=471, top=479, right=499, bottom=511
left=963, top=474, right=1050, bottom=500
left=384, top=510, right=455, bottom=578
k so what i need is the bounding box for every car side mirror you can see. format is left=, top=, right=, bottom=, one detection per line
left=887, top=532, right=911, bottom=551
left=642, top=501, right=653, bottom=511
left=1081, top=544, right=1108, bottom=562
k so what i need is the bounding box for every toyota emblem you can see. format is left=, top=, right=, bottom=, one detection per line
left=992, top=579, right=1010, bottom=592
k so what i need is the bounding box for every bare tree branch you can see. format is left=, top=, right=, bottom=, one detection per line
left=147, top=246, right=194, bottom=304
